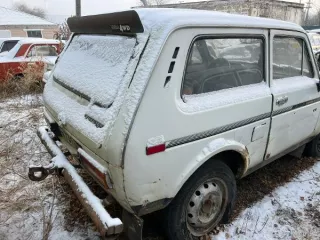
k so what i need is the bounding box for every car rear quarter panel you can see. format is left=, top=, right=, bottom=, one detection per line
left=123, top=28, right=271, bottom=207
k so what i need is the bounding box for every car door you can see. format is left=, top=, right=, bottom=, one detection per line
left=266, top=30, right=320, bottom=159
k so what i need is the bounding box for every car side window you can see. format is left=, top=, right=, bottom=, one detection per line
left=182, top=37, right=264, bottom=96
left=273, top=37, right=313, bottom=80
left=27, top=45, right=58, bottom=57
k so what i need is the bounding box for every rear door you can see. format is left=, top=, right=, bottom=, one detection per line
left=266, top=30, right=320, bottom=159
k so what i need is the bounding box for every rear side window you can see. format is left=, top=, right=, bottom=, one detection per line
left=273, top=37, right=313, bottom=79
left=0, top=41, right=18, bottom=53
left=182, top=37, right=264, bottom=96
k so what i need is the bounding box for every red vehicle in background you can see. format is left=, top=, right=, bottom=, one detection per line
left=0, top=38, right=61, bottom=81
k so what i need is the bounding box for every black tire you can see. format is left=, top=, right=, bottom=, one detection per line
left=164, top=160, right=236, bottom=240
left=305, top=134, right=320, bottom=157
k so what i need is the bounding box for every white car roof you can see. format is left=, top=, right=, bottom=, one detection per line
left=135, top=8, right=304, bottom=34
left=17, top=38, right=60, bottom=45
left=0, top=37, right=25, bottom=41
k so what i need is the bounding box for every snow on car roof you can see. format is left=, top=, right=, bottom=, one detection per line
left=135, top=8, right=304, bottom=34
left=0, top=7, right=55, bottom=26
left=17, top=38, right=60, bottom=45
left=0, top=37, right=25, bottom=41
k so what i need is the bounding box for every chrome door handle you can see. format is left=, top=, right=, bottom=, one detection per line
left=276, top=96, right=288, bottom=106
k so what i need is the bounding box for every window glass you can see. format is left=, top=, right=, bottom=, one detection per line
left=182, top=37, right=264, bottom=96
left=27, top=30, right=42, bottom=38
left=27, top=45, right=58, bottom=57
left=273, top=37, right=313, bottom=79
left=1, top=41, right=18, bottom=52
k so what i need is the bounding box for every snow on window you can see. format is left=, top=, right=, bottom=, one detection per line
left=179, top=82, right=271, bottom=113
left=53, top=35, right=136, bottom=107
left=44, top=34, right=148, bottom=144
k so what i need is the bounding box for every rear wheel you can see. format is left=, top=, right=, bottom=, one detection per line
left=305, top=134, right=320, bottom=157
left=165, top=160, right=236, bottom=240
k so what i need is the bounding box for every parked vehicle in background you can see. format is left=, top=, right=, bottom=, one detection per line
left=0, top=38, right=61, bottom=81
left=0, top=37, right=23, bottom=55
left=30, top=9, right=320, bottom=240
left=307, top=32, right=320, bottom=53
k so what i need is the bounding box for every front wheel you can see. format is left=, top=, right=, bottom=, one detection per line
left=164, top=160, right=236, bottom=240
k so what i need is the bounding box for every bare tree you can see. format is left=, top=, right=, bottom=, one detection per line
left=138, top=0, right=168, bottom=6
left=140, top=0, right=149, bottom=6
left=53, top=20, right=71, bottom=40
left=14, top=2, right=46, bottom=19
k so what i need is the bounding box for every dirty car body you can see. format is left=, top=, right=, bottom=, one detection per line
left=32, top=9, right=320, bottom=240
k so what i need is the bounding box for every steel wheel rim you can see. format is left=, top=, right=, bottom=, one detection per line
left=186, top=178, right=228, bottom=236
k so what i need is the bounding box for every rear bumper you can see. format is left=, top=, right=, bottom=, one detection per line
left=37, top=126, right=123, bottom=237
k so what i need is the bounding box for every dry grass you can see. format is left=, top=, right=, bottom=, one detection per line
left=0, top=63, right=45, bottom=99
left=0, top=98, right=56, bottom=240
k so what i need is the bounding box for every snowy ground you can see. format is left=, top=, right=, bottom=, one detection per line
left=213, top=161, right=320, bottom=240
left=0, top=96, right=100, bottom=240
left=0, top=95, right=319, bottom=240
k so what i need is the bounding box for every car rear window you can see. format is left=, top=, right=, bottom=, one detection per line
left=53, top=34, right=136, bottom=107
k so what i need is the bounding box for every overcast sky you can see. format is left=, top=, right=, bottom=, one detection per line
left=0, top=0, right=144, bottom=15
left=0, top=0, right=315, bottom=18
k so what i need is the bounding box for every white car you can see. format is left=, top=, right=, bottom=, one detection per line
left=30, top=9, right=320, bottom=240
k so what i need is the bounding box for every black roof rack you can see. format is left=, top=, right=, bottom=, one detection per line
left=67, top=10, right=144, bottom=35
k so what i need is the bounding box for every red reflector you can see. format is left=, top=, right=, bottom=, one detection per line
left=79, top=154, right=110, bottom=189
left=146, top=144, right=166, bottom=155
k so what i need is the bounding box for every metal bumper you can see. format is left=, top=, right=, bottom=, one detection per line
left=35, top=126, right=123, bottom=238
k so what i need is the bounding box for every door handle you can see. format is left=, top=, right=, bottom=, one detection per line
left=276, top=96, right=288, bottom=106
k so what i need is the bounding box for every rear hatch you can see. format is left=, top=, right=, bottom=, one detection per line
left=43, top=11, right=148, bottom=159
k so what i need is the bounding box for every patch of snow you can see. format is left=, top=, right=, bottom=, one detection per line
left=179, top=82, right=270, bottom=113
left=213, top=160, right=320, bottom=240
left=77, top=148, right=107, bottom=175
left=0, top=96, right=101, bottom=240
left=122, top=26, right=166, bottom=136
left=38, top=127, right=122, bottom=228
left=43, top=70, right=52, bottom=83
left=43, top=34, right=149, bottom=145
left=147, top=135, right=165, bottom=147
left=0, top=7, right=55, bottom=26
left=53, top=35, right=136, bottom=107
left=271, top=76, right=318, bottom=95
left=136, top=8, right=302, bottom=34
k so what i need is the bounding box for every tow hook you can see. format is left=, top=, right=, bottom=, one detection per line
left=28, top=164, right=62, bottom=181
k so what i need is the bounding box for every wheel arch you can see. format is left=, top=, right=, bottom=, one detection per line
left=173, top=138, right=249, bottom=199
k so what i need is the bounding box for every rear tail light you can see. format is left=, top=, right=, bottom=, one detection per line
left=78, top=148, right=112, bottom=189
left=146, top=143, right=166, bottom=155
